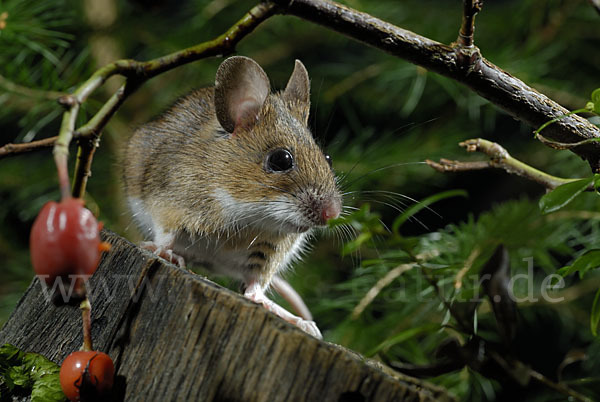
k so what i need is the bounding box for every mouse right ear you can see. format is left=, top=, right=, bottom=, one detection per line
left=214, top=56, right=270, bottom=134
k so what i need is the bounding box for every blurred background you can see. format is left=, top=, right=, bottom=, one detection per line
left=1, top=0, right=600, bottom=400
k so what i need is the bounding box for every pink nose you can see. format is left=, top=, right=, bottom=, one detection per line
left=321, top=200, right=341, bottom=223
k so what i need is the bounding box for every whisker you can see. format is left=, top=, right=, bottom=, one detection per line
left=341, top=162, right=427, bottom=190
left=343, top=189, right=443, bottom=221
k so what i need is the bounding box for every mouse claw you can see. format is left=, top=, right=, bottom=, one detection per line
left=141, top=241, right=187, bottom=268
left=296, top=319, right=322, bottom=339
left=164, top=249, right=187, bottom=269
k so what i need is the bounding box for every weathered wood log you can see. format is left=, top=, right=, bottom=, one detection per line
left=0, top=231, right=451, bottom=401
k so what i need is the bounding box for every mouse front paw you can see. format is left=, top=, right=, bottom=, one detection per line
left=140, top=241, right=186, bottom=268
left=244, top=283, right=323, bottom=339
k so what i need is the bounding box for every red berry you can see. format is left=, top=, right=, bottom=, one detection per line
left=30, top=198, right=103, bottom=288
left=60, top=351, right=115, bottom=401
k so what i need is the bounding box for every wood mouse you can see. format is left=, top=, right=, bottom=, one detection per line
left=123, top=56, right=342, bottom=338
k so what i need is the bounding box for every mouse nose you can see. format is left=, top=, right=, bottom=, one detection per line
left=321, top=199, right=341, bottom=224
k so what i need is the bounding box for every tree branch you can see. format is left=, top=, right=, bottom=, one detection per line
left=458, top=0, right=483, bottom=48
left=0, top=136, right=58, bottom=158
left=1, top=2, right=277, bottom=194
left=426, top=138, right=592, bottom=190
left=3, top=0, right=599, bottom=180
left=71, top=80, right=141, bottom=197
left=58, top=1, right=277, bottom=198
left=426, top=159, right=490, bottom=172
left=526, top=365, right=591, bottom=402
left=272, top=0, right=600, bottom=171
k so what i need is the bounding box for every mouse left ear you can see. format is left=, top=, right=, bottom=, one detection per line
left=214, top=56, right=270, bottom=133
left=283, top=60, right=310, bottom=107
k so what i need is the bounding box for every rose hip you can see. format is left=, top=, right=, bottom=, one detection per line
left=30, top=198, right=104, bottom=289
left=60, top=351, right=115, bottom=401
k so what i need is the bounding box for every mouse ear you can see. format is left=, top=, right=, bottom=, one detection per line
left=283, top=60, right=310, bottom=106
left=214, top=56, right=270, bottom=133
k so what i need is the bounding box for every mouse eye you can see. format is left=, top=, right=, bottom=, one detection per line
left=265, top=148, right=295, bottom=172
left=324, top=153, right=332, bottom=167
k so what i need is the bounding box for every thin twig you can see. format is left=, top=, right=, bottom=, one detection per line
left=534, top=108, right=592, bottom=140
left=71, top=80, right=141, bottom=197
left=0, top=136, right=58, bottom=158
left=426, top=138, right=592, bottom=191
left=458, top=0, right=483, bottom=48
left=454, top=246, right=480, bottom=290
left=536, top=132, right=600, bottom=150
left=426, top=158, right=490, bottom=172
left=72, top=137, right=98, bottom=200
left=351, top=263, right=416, bottom=319
left=527, top=366, right=591, bottom=402
left=75, top=80, right=140, bottom=139
left=53, top=99, right=80, bottom=177
left=352, top=250, right=439, bottom=319
left=483, top=350, right=591, bottom=402
left=80, top=297, right=93, bottom=351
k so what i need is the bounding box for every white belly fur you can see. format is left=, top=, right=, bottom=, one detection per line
left=128, top=196, right=309, bottom=284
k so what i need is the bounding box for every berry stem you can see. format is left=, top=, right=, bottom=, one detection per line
left=80, top=297, right=93, bottom=351
left=54, top=152, right=71, bottom=200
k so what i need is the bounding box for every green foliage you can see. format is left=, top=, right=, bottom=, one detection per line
left=0, top=0, right=74, bottom=76
left=539, top=176, right=597, bottom=214
left=586, top=88, right=600, bottom=114
left=559, top=249, right=600, bottom=279
left=0, top=344, right=65, bottom=401
left=0, top=0, right=92, bottom=141
left=313, top=190, right=600, bottom=400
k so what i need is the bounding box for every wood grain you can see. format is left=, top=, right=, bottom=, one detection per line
left=0, top=231, right=451, bottom=401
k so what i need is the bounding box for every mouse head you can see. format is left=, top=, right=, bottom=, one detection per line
left=211, top=56, right=341, bottom=234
